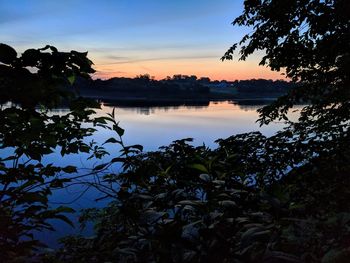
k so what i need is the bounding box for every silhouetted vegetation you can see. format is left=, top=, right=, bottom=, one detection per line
left=0, top=44, right=110, bottom=260
left=1, top=0, right=349, bottom=262
left=75, top=74, right=292, bottom=101
left=233, top=79, right=294, bottom=95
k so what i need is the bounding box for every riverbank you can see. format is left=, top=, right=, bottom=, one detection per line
left=77, top=88, right=283, bottom=107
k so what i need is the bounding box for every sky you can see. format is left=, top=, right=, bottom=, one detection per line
left=0, top=0, right=283, bottom=81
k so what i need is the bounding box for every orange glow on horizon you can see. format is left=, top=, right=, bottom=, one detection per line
left=92, top=58, right=286, bottom=81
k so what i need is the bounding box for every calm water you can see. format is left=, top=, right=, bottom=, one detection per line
left=98, top=100, right=285, bottom=149
left=27, top=100, right=299, bottom=247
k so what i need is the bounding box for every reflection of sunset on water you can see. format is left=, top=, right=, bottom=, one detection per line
left=95, top=101, right=300, bottom=150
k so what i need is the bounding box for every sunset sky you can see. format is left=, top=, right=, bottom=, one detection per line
left=1, top=0, right=284, bottom=81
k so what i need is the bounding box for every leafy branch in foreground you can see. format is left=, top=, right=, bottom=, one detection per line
left=52, top=0, right=350, bottom=262
left=0, top=43, right=107, bottom=260
left=1, top=0, right=349, bottom=261
left=55, top=132, right=350, bottom=262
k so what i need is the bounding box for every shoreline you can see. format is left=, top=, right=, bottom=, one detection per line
left=78, top=90, right=283, bottom=107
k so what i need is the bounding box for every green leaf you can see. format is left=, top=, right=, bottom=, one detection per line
left=68, top=74, right=76, bottom=85
left=189, top=163, right=208, bottom=173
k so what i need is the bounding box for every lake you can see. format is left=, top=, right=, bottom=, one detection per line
left=31, top=100, right=298, bottom=247
left=97, top=99, right=286, bottom=149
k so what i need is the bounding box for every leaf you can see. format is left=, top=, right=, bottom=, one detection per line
left=94, top=117, right=108, bottom=124
left=54, top=214, right=75, bottom=228
left=113, top=124, right=125, bottom=137
left=129, top=144, right=143, bottom=152
left=155, top=193, right=167, bottom=200
left=164, top=165, right=173, bottom=174
left=134, top=194, right=153, bottom=200
left=189, top=163, right=208, bottom=173
left=27, top=151, right=42, bottom=161
left=19, top=192, right=47, bottom=204
left=67, top=74, right=75, bottom=85
left=178, top=200, right=204, bottom=207
left=0, top=43, right=17, bottom=64
left=111, top=157, right=125, bottom=163
left=62, top=166, right=77, bottom=174
left=55, top=206, right=75, bottom=214
left=240, top=227, right=271, bottom=248
left=199, top=173, right=210, bottom=181
left=212, top=180, right=225, bottom=185
left=218, top=200, right=237, bottom=208
left=143, top=210, right=166, bottom=223
left=49, top=178, right=71, bottom=188
left=114, top=248, right=137, bottom=256
left=235, top=217, right=250, bottom=224
left=103, top=137, right=121, bottom=145
left=266, top=251, right=302, bottom=263
left=93, top=163, right=109, bottom=171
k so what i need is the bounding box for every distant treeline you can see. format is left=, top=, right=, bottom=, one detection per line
left=75, top=74, right=294, bottom=99
left=232, top=79, right=295, bottom=94
left=77, top=74, right=209, bottom=95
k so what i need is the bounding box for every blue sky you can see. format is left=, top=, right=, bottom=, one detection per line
left=0, top=0, right=282, bottom=80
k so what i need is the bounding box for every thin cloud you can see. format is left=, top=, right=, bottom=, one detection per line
left=89, top=43, right=213, bottom=53
left=104, top=55, right=131, bottom=60
left=139, top=65, right=154, bottom=72
left=93, top=70, right=127, bottom=78
left=96, top=54, right=220, bottom=65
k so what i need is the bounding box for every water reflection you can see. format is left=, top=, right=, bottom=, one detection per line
left=98, top=99, right=281, bottom=116
left=100, top=99, right=270, bottom=115
left=21, top=100, right=302, bottom=247
left=94, top=100, right=284, bottom=151
left=228, top=99, right=276, bottom=112
left=101, top=100, right=209, bottom=115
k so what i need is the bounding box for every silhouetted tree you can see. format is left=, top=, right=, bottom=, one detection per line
left=135, top=74, right=151, bottom=82
left=53, top=1, right=350, bottom=263
left=223, top=0, right=349, bottom=127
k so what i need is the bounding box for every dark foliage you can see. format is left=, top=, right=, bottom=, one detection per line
left=80, top=75, right=292, bottom=99
left=0, top=44, right=110, bottom=261
left=1, top=0, right=349, bottom=262
left=53, top=130, right=350, bottom=262
left=53, top=0, right=350, bottom=262
left=234, top=79, right=294, bottom=94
